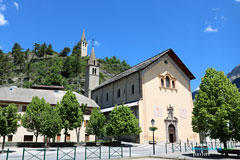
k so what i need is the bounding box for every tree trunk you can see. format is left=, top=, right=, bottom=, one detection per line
left=64, top=129, right=68, bottom=144
left=223, top=141, right=228, bottom=156
left=47, top=138, right=50, bottom=149
left=1, top=136, right=5, bottom=152
left=75, top=128, right=80, bottom=143
left=35, top=135, right=38, bottom=143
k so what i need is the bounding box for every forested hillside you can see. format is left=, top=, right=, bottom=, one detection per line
left=0, top=42, right=130, bottom=94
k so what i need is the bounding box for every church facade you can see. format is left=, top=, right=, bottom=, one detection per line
left=85, top=46, right=199, bottom=144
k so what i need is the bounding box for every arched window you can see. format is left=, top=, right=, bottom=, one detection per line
left=131, top=85, right=134, bottom=94
left=92, top=68, right=95, bottom=75
left=172, top=81, right=175, bottom=89
left=166, top=76, right=170, bottom=88
left=106, top=93, right=109, bottom=101
left=94, top=60, right=96, bottom=66
left=117, top=89, right=121, bottom=98
left=161, top=79, right=164, bottom=87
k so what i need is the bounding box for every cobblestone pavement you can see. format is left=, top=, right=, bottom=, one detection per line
left=0, top=142, right=239, bottom=160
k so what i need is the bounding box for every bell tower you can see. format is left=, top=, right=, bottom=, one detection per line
left=85, top=39, right=99, bottom=98
left=80, top=29, right=88, bottom=57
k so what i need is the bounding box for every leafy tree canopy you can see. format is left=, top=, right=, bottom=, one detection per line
left=85, top=107, right=106, bottom=141
left=57, top=91, right=83, bottom=142
left=40, top=105, right=62, bottom=140
left=0, top=104, right=20, bottom=150
left=21, top=96, right=49, bottom=142
left=192, top=68, right=240, bottom=147
left=105, top=105, right=141, bottom=140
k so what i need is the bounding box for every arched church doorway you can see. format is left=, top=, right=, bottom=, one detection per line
left=168, top=124, right=176, bottom=143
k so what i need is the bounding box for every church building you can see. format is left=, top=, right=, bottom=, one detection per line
left=85, top=45, right=199, bottom=144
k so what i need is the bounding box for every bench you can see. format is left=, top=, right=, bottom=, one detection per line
left=193, top=146, right=209, bottom=157
left=217, top=148, right=240, bottom=157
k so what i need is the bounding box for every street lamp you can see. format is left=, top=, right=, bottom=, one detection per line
left=150, top=119, right=156, bottom=155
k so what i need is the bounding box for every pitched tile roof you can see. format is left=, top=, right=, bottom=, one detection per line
left=93, top=48, right=195, bottom=90
left=0, top=87, right=99, bottom=107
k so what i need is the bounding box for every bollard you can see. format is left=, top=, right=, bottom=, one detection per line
left=129, top=147, right=131, bottom=157
left=165, top=143, right=167, bottom=153
left=180, top=142, right=182, bottom=152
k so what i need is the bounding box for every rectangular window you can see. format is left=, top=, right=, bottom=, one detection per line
left=84, top=120, right=89, bottom=127
left=8, top=135, right=13, bottom=142
left=131, top=85, right=135, bottom=94
left=117, top=89, right=120, bottom=98
left=24, top=135, right=33, bottom=142
left=22, top=106, right=27, bottom=112
left=56, top=134, right=61, bottom=142
left=106, top=93, right=109, bottom=102
left=85, top=134, right=89, bottom=142
left=85, top=109, right=91, bottom=115
left=66, top=134, right=70, bottom=142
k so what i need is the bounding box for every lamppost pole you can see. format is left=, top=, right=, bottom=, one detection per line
left=153, top=128, right=155, bottom=155
left=150, top=119, right=156, bottom=155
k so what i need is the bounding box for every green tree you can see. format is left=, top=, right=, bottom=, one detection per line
left=192, top=68, right=240, bottom=152
left=40, top=43, right=47, bottom=58
left=40, top=105, right=62, bottom=147
left=105, top=105, right=141, bottom=143
left=57, top=91, right=83, bottom=143
left=44, top=59, right=64, bottom=86
left=71, top=42, right=82, bottom=74
left=62, top=56, right=73, bottom=78
left=60, top=47, right=71, bottom=57
left=0, top=104, right=20, bottom=151
left=21, top=96, right=48, bottom=142
left=46, top=44, right=54, bottom=56
left=12, top=43, right=25, bottom=66
left=85, top=107, right=106, bottom=142
left=0, top=50, right=13, bottom=82
left=75, top=104, right=86, bottom=143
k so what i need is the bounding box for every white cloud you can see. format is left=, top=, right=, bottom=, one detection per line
left=235, top=0, right=240, bottom=2
left=13, top=2, right=19, bottom=10
left=94, top=40, right=100, bottom=46
left=194, top=87, right=200, bottom=91
left=0, top=13, right=7, bottom=26
left=212, top=8, right=220, bottom=11
left=204, top=25, right=218, bottom=32
left=0, top=4, right=6, bottom=11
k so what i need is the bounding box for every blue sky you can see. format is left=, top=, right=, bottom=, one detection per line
left=0, top=0, right=240, bottom=91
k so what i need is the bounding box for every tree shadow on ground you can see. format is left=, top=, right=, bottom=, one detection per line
left=0, top=150, right=16, bottom=154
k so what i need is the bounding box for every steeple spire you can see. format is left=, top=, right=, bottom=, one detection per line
left=80, top=29, right=87, bottom=43
left=88, top=39, right=97, bottom=66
